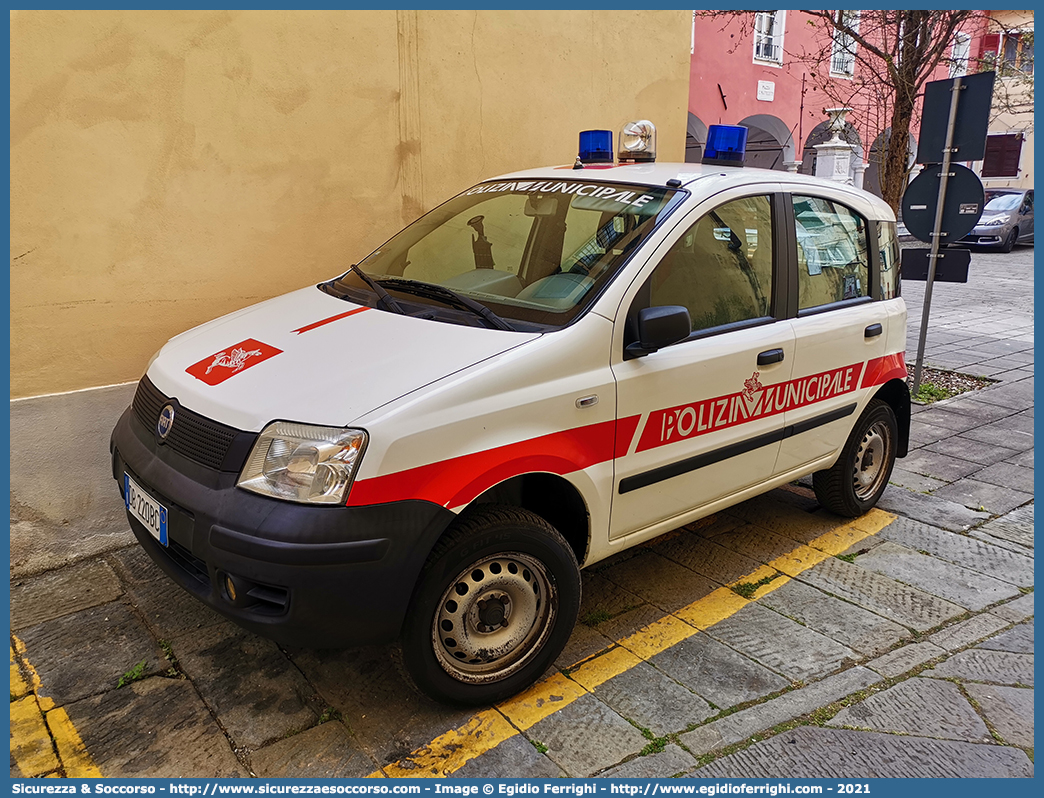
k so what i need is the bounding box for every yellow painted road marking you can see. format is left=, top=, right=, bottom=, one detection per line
left=570, top=646, right=642, bottom=692
left=368, top=505, right=896, bottom=779
left=10, top=634, right=103, bottom=778
left=382, top=710, right=518, bottom=778
left=46, top=707, right=102, bottom=778
left=675, top=586, right=750, bottom=629
left=496, top=671, right=588, bottom=731
left=10, top=695, right=60, bottom=777
left=13, top=634, right=52, bottom=711
left=769, top=545, right=831, bottom=577
left=617, top=612, right=696, bottom=659
left=11, top=645, right=30, bottom=699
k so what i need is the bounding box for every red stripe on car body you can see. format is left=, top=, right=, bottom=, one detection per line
left=292, top=307, right=369, bottom=334
left=636, top=362, right=866, bottom=453
left=860, top=353, right=907, bottom=389
left=347, top=416, right=641, bottom=508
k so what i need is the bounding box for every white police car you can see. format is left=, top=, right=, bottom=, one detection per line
left=112, top=122, right=909, bottom=705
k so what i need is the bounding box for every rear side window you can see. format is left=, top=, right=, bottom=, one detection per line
left=649, top=194, right=774, bottom=332
left=878, top=220, right=900, bottom=300
left=792, top=196, right=869, bottom=310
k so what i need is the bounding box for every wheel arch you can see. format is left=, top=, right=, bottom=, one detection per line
left=466, top=472, right=591, bottom=566
left=871, top=377, right=910, bottom=457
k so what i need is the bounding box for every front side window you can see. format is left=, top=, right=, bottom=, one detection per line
left=793, top=196, right=869, bottom=310
left=321, top=180, right=679, bottom=330
left=648, top=195, right=774, bottom=332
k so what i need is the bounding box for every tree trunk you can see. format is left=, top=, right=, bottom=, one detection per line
left=881, top=100, right=914, bottom=214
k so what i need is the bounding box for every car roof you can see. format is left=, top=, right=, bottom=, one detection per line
left=486, top=161, right=896, bottom=221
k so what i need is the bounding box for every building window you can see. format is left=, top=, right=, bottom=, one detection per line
left=1002, top=31, right=1034, bottom=75
left=754, top=11, right=785, bottom=64
left=950, top=32, right=971, bottom=77
left=830, top=11, right=859, bottom=77
left=981, top=133, right=1024, bottom=178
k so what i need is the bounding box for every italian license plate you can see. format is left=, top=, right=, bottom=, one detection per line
left=124, top=473, right=168, bottom=547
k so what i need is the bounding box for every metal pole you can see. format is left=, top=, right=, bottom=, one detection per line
left=911, top=76, right=963, bottom=396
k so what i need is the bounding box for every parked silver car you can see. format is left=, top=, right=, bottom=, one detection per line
left=959, top=189, right=1034, bottom=252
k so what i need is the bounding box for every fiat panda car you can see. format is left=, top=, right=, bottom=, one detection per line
left=111, top=124, right=909, bottom=706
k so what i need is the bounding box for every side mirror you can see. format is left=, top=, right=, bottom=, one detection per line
left=625, top=305, right=691, bottom=359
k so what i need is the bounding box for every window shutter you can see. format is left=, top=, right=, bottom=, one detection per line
left=981, top=134, right=1023, bottom=178
left=978, top=33, right=1000, bottom=62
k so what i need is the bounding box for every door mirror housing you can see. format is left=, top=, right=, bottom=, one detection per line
left=625, top=305, right=692, bottom=359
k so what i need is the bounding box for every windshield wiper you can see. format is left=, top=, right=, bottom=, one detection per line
left=378, top=278, right=515, bottom=331
left=352, top=264, right=407, bottom=315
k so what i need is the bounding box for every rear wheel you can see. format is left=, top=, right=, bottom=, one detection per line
left=813, top=399, right=897, bottom=517
left=400, top=505, right=581, bottom=706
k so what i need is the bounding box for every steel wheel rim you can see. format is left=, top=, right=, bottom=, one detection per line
left=852, top=421, right=891, bottom=501
left=432, top=552, right=555, bottom=684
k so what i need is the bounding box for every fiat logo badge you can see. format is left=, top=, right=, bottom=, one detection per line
left=157, top=404, right=176, bottom=441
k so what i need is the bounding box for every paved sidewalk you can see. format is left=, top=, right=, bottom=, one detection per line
left=10, top=248, right=1033, bottom=780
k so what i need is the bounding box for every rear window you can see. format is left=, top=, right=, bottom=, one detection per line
left=878, top=220, right=900, bottom=300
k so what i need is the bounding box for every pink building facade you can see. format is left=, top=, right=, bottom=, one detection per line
left=686, top=11, right=1011, bottom=196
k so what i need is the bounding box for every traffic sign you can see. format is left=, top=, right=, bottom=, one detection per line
left=901, top=247, right=970, bottom=283
left=901, top=163, right=984, bottom=244
left=917, top=71, right=996, bottom=163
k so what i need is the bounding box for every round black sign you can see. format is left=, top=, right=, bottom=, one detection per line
left=901, top=163, right=985, bottom=244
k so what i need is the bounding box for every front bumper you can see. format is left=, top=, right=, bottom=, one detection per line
left=110, top=405, right=455, bottom=647
left=958, top=228, right=1010, bottom=246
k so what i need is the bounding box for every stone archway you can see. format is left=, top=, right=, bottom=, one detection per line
left=736, top=113, right=796, bottom=171
left=686, top=113, right=708, bottom=163
left=864, top=128, right=917, bottom=200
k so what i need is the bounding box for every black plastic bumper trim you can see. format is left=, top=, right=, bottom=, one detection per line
left=619, top=403, right=857, bottom=494
left=210, top=524, right=391, bottom=566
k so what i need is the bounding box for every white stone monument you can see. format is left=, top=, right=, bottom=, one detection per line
left=814, top=107, right=855, bottom=185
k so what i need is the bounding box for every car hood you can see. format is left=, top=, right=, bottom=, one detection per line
left=146, top=286, right=538, bottom=431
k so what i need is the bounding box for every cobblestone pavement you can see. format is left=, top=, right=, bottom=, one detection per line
left=10, top=247, right=1033, bottom=779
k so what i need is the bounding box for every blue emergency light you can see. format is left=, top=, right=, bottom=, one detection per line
left=578, top=130, right=614, bottom=164
left=702, top=124, right=748, bottom=166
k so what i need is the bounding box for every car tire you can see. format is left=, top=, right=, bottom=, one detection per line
left=813, top=399, right=898, bottom=518
left=399, top=505, right=581, bottom=706
left=1000, top=228, right=1018, bottom=253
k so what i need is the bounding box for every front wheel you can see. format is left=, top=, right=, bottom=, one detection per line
left=400, top=506, right=581, bottom=706
left=1000, top=228, right=1018, bottom=253
left=813, top=399, right=898, bottom=517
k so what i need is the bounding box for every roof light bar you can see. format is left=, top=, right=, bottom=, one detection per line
left=618, top=120, right=657, bottom=163
left=578, top=130, right=614, bottom=165
left=702, top=124, right=748, bottom=166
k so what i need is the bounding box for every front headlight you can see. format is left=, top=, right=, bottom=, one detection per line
left=985, top=215, right=1010, bottom=226
left=237, top=422, right=367, bottom=504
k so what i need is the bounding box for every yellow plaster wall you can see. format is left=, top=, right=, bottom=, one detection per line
left=10, top=9, right=691, bottom=398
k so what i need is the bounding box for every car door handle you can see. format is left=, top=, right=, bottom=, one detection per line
left=757, top=348, right=785, bottom=366
left=865, top=323, right=883, bottom=338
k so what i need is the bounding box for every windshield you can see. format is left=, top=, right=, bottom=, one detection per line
left=322, top=179, right=681, bottom=330
left=984, top=192, right=1022, bottom=212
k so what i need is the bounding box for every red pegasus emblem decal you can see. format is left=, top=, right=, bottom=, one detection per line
left=743, top=371, right=764, bottom=400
